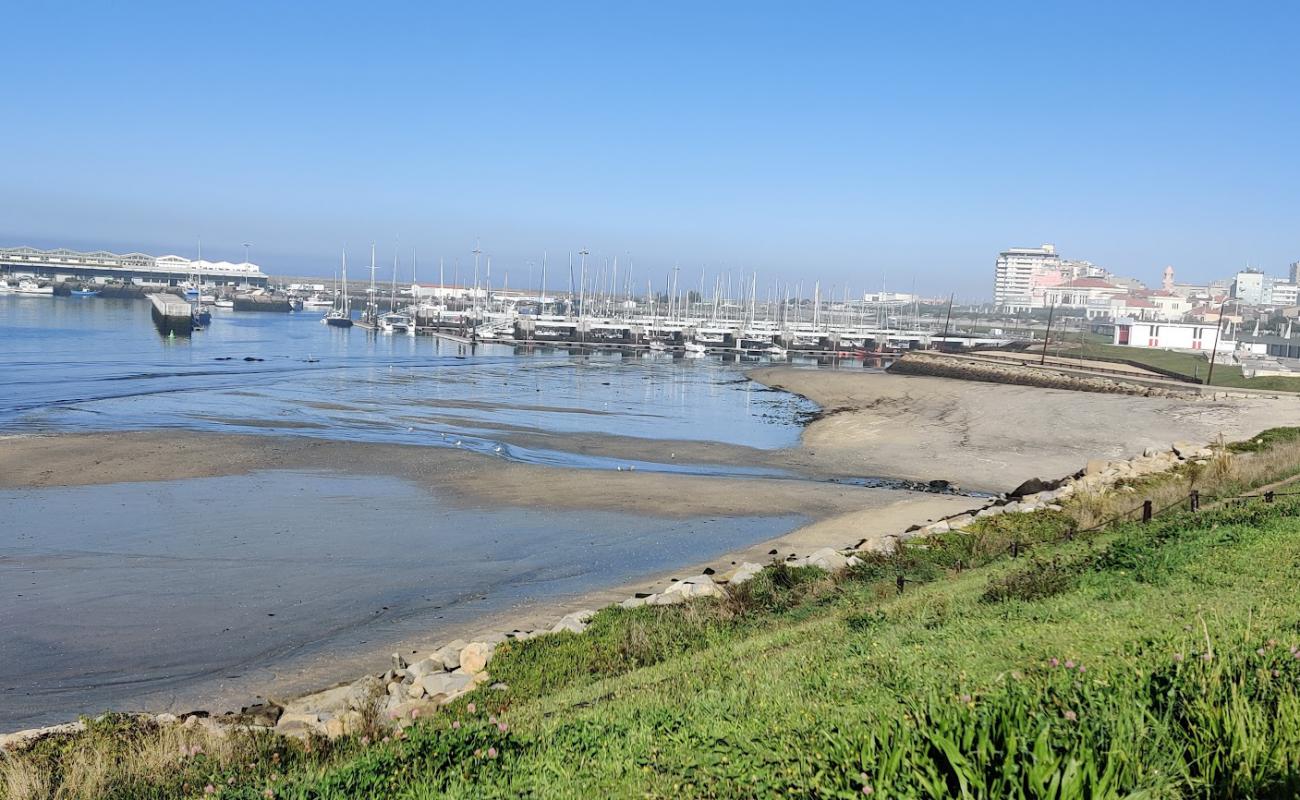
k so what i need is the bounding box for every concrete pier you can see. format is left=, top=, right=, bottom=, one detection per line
left=147, top=293, right=193, bottom=336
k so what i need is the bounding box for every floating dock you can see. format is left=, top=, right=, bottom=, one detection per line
left=147, top=293, right=194, bottom=336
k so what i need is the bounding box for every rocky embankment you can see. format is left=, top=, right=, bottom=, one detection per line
left=887, top=351, right=1196, bottom=398
left=0, top=440, right=1223, bottom=752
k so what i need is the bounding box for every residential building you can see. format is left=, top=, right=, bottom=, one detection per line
left=1232, top=269, right=1268, bottom=305
left=993, top=244, right=1060, bottom=310
left=1270, top=283, right=1300, bottom=307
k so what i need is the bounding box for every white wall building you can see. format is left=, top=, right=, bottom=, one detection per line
left=1232, top=269, right=1267, bottom=305
left=1112, top=318, right=1234, bottom=355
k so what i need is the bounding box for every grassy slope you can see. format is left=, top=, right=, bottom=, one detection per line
left=10, top=450, right=1300, bottom=798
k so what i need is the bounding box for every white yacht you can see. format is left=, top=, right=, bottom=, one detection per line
left=379, top=312, right=413, bottom=334
left=683, top=340, right=707, bottom=355
left=13, top=279, right=53, bottom=295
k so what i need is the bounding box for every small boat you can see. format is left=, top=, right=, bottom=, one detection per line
left=683, top=341, right=707, bottom=355
left=647, top=339, right=667, bottom=352
left=70, top=288, right=100, bottom=297
left=181, top=286, right=200, bottom=301
left=13, top=279, right=54, bottom=296
left=301, top=294, right=333, bottom=309
left=379, top=312, right=413, bottom=334
left=192, top=305, right=212, bottom=328
left=765, top=344, right=788, bottom=357
left=214, top=299, right=235, bottom=309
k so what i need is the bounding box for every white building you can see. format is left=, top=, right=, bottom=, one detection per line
left=1041, top=277, right=1130, bottom=318
left=1113, top=318, right=1234, bottom=355
left=0, top=246, right=267, bottom=287
left=1232, top=269, right=1267, bottom=305
left=994, top=244, right=1060, bottom=310
left=1270, top=283, right=1299, bottom=307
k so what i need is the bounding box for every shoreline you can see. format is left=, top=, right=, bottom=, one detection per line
left=6, top=365, right=1300, bottom=735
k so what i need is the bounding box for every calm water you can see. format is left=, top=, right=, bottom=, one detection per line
left=0, top=295, right=818, bottom=472
left=0, top=471, right=802, bottom=727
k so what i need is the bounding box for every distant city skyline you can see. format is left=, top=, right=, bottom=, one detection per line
left=2, top=1, right=1297, bottom=298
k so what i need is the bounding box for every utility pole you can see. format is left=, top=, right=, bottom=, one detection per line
left=1040, top=302, right=1056, bottom=365
left=1206, top=298, right=1230, bottom=386
left=939, top=293, right=954, bottom=349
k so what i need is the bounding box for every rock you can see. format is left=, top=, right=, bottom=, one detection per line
left=236, top=703, right=282, bottom=728
left=345, top=675, right=385, bottom=712
left=390, top=652, right=408, bottom=671
left=385, top=698, right=440, bottom=725
left=620, top=596, right=647, bottom=609
left=1001, top=501, right=1021, bottom=514
left=458, top=641, right=495, bottom=674
left=926, top=520, right=951, bottom=534
left=1143, top=446, right=1161, bottom=458
left=717, top=561, right=764, bottom=585
left=647, top=591, right=686, bottom=606
left=976, top=505, right=1005, bottom=518
left=551, top=610, right=595, bottom=634
left=281, top=685, right=352, bottom=720
left=1, top=722, right=86, bottom=752
left=802, top=547, right=850, bottom=571
left=1085, top=459, right=1110, bottom=475
left=660, top=574, right=724, bottom=600
left=407, top=682, right=426, bottom=699
left=845, top=555, right=862, bottom=567
left=1009, top=477, right=1062, bottom=497
left=858, top=535, right=898, bottom=555
left=927, top=479, right=952, bottom=492
left=386, top=681, right=402, bottom=696
left=1171, top=442, right=1196, bottom=458
left=420, top=670, right=473, bottom=699
left=435, top=639, right=468, bottom=670
left=945, top=514, right=974, bottom=531
left=406, top=656, right=446, bottom=683
left=155, top=713, right=179, bottom=725
left=275, top=711, right=323, bottom=738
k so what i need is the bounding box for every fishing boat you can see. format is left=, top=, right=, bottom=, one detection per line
left=191, top=303, right=212, bottom=329
left=683, top=340, right=707, bottom=355
left=14, top=279, right=53, bottom=295
left=70, top=288, right=101, bottom=297
left=214, top=299, right=235, bottom=309
left=301, top=294, right=333, bottom=309
left=765, top=344, right=788, bottom=357
left=323, top=250, right=354, bottom=328
left=647, top=339, right=667, bottom=352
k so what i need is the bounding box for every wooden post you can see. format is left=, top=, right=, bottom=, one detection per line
left=1011, top=540, right=1020, bottom=559
left=1190, top=490, right=1200, bottom=512
left=1266, top=491, right=1275, bottom=504
left=896, top=573, right=905, bottom=595
left=1142, top=500, right=1153, bottom=523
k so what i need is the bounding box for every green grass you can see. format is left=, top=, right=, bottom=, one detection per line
left=1069, top=341, right=1300, bottom=392
left=13, top=498, right=1300, bottom=798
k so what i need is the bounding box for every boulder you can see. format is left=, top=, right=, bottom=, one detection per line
left=802, top=547, right=850, bottom=571
left=646, top=591, right=686, bottom=606
left=420, top=670, right=473, bottom=699
left=1084, top=459, right=1110, bottom=476
left=945, top=514, right=974, bottom=531
left=434, top=639, right=468, bottom=670
left=718, top=561, right=764, bottom=585
left=406, top=656, right=446, bottom=683
left=344, top=675, right=385, bottom=712
left=458, top=641, right=495, bottom=674
left=275, top=711, right=324, bottom=738
left=1009, top=477, right=1062, bottom=497
left=385, top=698, right=440, bottom=725
left=550, top=609, right=597, bottom=634
left=660, top=574, right=724, bottom=600
left=858, top=535, right=898, bottom=555
left=281, top=685, right=351, bottom=720
left=1171, top=442, right=1195, bottom=458
left=620, top=596, right=647, bottom=609
left=926, top=520, right=951, bottom=534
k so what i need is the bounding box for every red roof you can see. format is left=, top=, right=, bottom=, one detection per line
left=1125, top=298, right=1156, bottom=308
left=1062, top=277, right=1120, bottom=289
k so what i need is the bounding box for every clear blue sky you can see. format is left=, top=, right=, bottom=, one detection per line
left=2, top=1, right=1297, bottom=298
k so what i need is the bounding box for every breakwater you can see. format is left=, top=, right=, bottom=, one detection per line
left=887, top=351, right=1196, bottom=397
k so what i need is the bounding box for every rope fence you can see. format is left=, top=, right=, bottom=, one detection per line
left=893, top=483, right=1300, bottom=593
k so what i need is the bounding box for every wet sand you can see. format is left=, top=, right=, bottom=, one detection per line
left=9, top=365, right=1289, bottom=725
left=751, top=367, right=1300, bottom=491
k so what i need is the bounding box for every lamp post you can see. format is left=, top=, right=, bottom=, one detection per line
left=1206, top=298, right=1231, bottom=386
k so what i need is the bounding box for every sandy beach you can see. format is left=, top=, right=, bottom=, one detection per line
left=6, top=365, right=1296, bottom=724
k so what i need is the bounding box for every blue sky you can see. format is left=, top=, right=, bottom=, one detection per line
left=2, top=1, right=1297, bottom=298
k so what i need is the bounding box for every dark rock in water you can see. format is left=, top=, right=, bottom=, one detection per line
left=1009, top=477, right=1064, bottom=497
left=702, top=567, right=715, bottom=575
left=927, top=479, right=951, bottom=492
left=244, top=356, right=264, bottom=362
left=768, top=548, right=779, bottom=555
left=905, top=524, right=923, bottom=532
left=214, top=357, right=233, bottom=361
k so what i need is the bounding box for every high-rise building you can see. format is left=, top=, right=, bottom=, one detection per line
left=1231, top=269, right=1268, bottom=305
left=1290, top=261, right=1300, bottom=285
left=993, top=244, right=1060, bottom=309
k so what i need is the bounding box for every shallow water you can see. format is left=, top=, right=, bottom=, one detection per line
left=0, top=296, right=821, bottom=473
left=0, top=470, right=803, bottom=728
